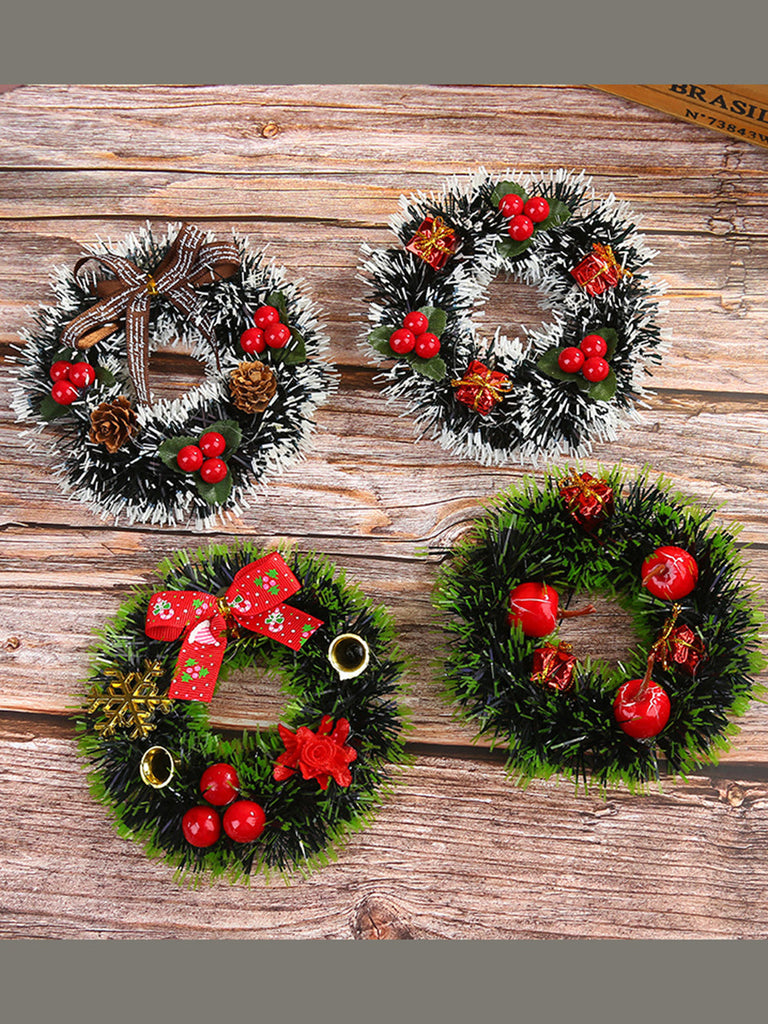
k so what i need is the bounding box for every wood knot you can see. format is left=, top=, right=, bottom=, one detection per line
left=261, top=122, right=280, bottom=139
left=725, top=783, right=745, bottom=807
left=352, top=894, right=414, bottom=940
left=4, top=636, right=21, bottom=651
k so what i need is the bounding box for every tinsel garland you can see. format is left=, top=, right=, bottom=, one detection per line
left=10, top=223, right=337, bottom=528
left=433, top=467, right=764, bottom=789
left=74, top=542, right=408, bottom=884
left=360, top=168, right=667, bottom=466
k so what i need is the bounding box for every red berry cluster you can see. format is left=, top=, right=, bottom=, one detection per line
left=49, top=359, right=96, bottom=405
left=182, top=762, right=266, bottom=847
left=176, top=431, right=229, bottom=484
left=389, top=311, right=441, bottom=359
left=240, top=304, right=292, bottom=354
left=498, top=192, right=550, bottom=242
left=557, top=333, right=610, bottom=383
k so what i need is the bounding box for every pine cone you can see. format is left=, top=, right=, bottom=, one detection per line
left=89, top=396, right=139, bottom=453
left=229, top=360, right=277, bottom=414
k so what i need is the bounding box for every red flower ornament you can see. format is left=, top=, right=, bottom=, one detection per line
left=273, top=715, right=357, bottom=790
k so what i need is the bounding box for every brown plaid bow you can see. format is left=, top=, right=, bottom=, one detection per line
left=59, top=223, right=240, bottom=405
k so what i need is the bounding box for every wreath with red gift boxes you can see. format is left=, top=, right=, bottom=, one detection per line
left=75, top=542, right=407, bottom=882
left=433, top=467, right=764, bottom=788
left=11, top=222, right=336, bottom=527
left=361, top=169, right=666, bottom=465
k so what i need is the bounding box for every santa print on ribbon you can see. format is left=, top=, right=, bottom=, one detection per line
left=145, top=552, right=323, bottom=702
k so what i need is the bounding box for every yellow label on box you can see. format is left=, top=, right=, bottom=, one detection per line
left=595, top=85, right=768, bottom=150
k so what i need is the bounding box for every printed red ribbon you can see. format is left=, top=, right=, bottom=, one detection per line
left=145, top=552, right=324, bottom=702
left=59, top=223, right=240, bottom=407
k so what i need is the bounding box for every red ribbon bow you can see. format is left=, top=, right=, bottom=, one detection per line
left=145, top=552, right=324, bottom=702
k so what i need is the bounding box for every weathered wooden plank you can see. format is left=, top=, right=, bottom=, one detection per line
left=2, top=84, right=768, bottom=176
left=1, top=714, right=767, bottom=939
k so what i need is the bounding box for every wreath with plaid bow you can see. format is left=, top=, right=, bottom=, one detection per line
left=11, top=223, right=336, bottom=527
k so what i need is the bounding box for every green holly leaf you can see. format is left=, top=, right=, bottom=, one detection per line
left=497, top=237, right=533, bottom=260
left=95, top=365, right=116, bottom=387
left=267, top=290, right=288, bottom=317
left=535, top=348, right=590, bottom=390
left=490, top=180, right=529, bottom=208
left=52, top=346, right=77, bottom=362
left=205, top=419, right=242, bottom=455
left=405, top=354, right=447, bottom=381
left=588, top=368, right=617, bottom=403
left=417, top=306, right=447, bottom=338
left=157, top=435, right=199, bottom=471
left=195, top=472, right=233, bottom=506
left=585, top=326, right=619, bottom=360
left=535, top=199, right=572, bottom=232
left=368, top=327, right=395, bottom=356
left=279, top=330, right=307, bottom=366
left=38, top=394, right=71, bottom=421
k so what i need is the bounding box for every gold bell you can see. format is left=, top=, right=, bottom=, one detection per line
left=139, top=746, right=175, bottom=789
left=327, top=633, right=370, bottom=680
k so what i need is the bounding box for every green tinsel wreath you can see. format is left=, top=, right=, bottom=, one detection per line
left=75, top=542, right=408, bottom=883
left=433, top=467, right=764, bottom=790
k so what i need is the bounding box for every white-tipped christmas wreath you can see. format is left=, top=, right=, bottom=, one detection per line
left=360, top=168, right=667, bottom=466
left=11, top=222, right=337, bottom=527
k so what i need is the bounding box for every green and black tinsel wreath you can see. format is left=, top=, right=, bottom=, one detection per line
left=74, top=542, right=408, bottom=883
left=11, top=222, right=337, bottom=528
left=433, top=467, right=764, bottom=790
left=360, top=168, right=666, bottom=466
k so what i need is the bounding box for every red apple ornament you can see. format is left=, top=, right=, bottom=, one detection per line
left=613, top=656, right=671, bottom=739
left=641, top=546, right=699, bottom=601
left=507, top=582, right=596, bottom=638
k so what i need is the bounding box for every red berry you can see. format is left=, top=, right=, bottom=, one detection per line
left=558, top=347, right=585, bottom=374
left=182, top=806, right=221, bottom=848
left=389, top=328, right=416, bottom=355
left=582, top=356, right=610, bottom=383
left=253, top=305, right=280, bottom=330
left=199, top=431, right=226, bottom=458
left=499, top=193, right=524, bottom=217
left=641, top=547, right=699, bottom=601
left=524, top=196, right=550, bottom=223
left=68, top=362, right=96, bottom=388
left=51, top=380, right=79, bottom=405
left=507, top=582, right=559, bottom=638
left=403, top=311, right=429, bottom=334
left=614, top=678, right=671, bottom=740
left=580, top=334, right=607, bottom=359
left=200, top=458, right=228, bottom=484
left=240, top=327, right=266, bottom=354
left=50, top=360, right=73, bottom=382
left=200, top=763, right=240, bottom=806
left=264, top=322, right=291, bottom=349
left=176, top=445, right=204, bottom=472
left=223, top=800, right=266, bottom=843
left=414, top=333, right=441, bottom=359
left=507, top=215, right=534, bottom=241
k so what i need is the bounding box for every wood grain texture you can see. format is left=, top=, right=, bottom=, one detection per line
left=1, top=84, right=767, bottom=939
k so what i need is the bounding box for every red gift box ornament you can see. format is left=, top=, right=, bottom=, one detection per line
left=559, top=469, right=614, bottom=533
left=650, top=604, right=707, bottom=676
left=145, top=552, right=324, bottom=702
left=405, top=215, right=458, bottom=270
left=531, top=642, right=577, bottom=693
left=570, top=243, right=632, bottom=296
left=451, top=359, right=513, bottom=416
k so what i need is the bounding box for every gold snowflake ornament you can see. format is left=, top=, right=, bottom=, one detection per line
left=88, top=661, right=173, bottom=739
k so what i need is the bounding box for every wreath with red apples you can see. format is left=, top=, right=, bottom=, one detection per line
left=433, top=467, right=764, bottom=789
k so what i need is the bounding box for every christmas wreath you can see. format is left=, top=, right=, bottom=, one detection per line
left=75, top=542, right=407, bottom=882
left=433, top=467, right=764, bottom=789
left=360, top=168, right=666, bottom=465
left=11, top=222, right=336, bottom=527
